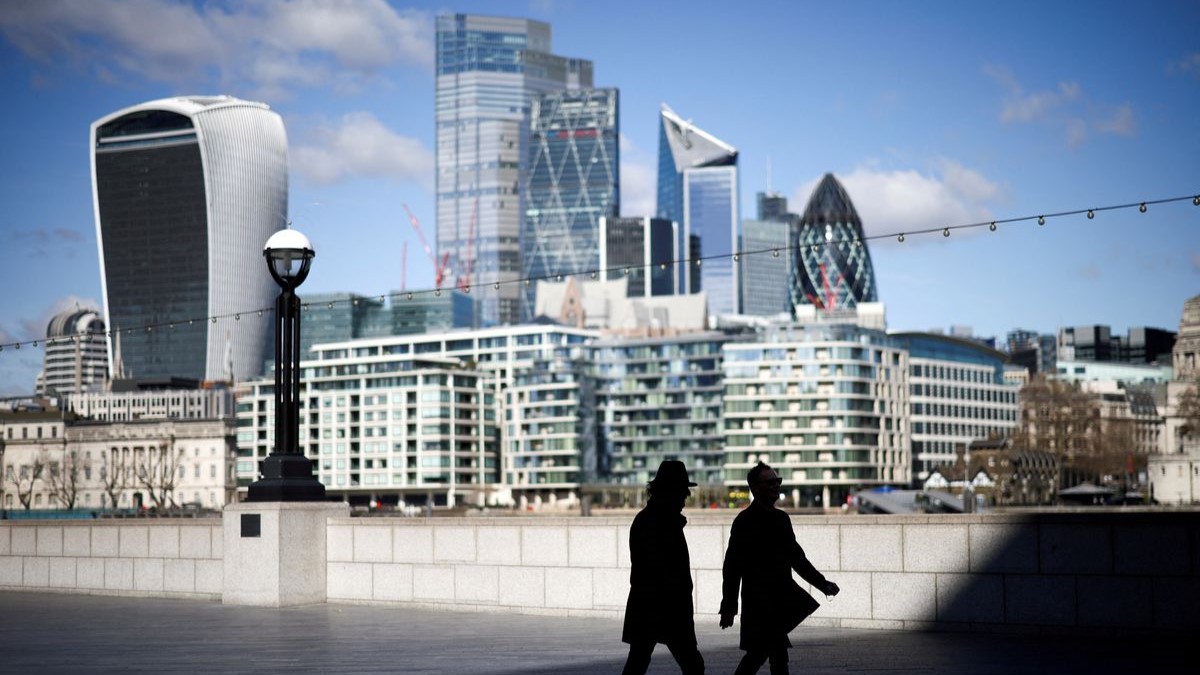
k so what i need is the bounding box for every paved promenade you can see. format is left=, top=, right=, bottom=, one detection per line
left=0, top=591, right=1189, bottom=674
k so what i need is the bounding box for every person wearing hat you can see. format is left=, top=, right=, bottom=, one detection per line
left=719, top=462, right=840, bottom=675
left=620, top=460, right=706, bottom=675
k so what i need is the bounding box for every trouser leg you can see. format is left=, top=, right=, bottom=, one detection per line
left=767, top=647, right=789, bottom=675
left=733, top=650, right=768, bottom=675
left=621, top=642, right=654, bottom=675
left=665, top=641, right=706, bottom=675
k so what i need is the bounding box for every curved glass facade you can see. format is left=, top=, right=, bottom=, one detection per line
left=790, top=173, right=878, bottom=314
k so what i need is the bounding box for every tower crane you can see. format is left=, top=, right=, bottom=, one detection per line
left=402, top=203, right=450, bottom=289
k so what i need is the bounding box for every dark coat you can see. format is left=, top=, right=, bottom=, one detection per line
left=720, top=500, right=828, bottom=651
left=621, top=499, right=698, bottom=646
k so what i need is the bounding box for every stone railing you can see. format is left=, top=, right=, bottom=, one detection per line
left=0, top=520, right=222, bottom=599
left=325, top=511, right=1200, bottom=633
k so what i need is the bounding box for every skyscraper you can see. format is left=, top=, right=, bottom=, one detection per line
left=790, top=173, right=878, bottom=314
left=656, top=104, right=739, bottom=314
left=436, top=13, right=592, bottom=326
left=741, top=192, right=800, bottom=316
left=38, top=308, right=108, bottom=397
left=598, top=216, right=677, bottom=297
left=521, top=88, right=619, bottom=318
left=91, top=96, right=287, bottom=382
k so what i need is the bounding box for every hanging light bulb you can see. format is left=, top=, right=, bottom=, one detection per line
left=694, top=259, right=702, bottom=267
left=211, top=317, right=217, bottom=324
left=590, top=271, right=597, bottom=279
left=623, top=267, right=630, bottom=275
left=772, top=249, right=780, bottom=258
left=435, top=289, right=442, bottom=297
left=1139, top=202, right=1147, bottom=213
left=556, top=274, right=563, bottom=282
left=660, top=262, right=668, bottom=270
left=942, top=228, right=950, bottom=237
left=406, top=292, right=413, bottom=301
left=1038, top=216, right=1045, bottom=226
left=898, top=234, right=905, bottom=243
left=989, top=222, right=997, bottom=232
left=327, top=302, right=333, bottom=310
left=732, top=254, right=739, bottom=262
left=378, top=295, right=385, bottom=303
left=32, top=340, right=38, bottom=347
left=1087, top=210, right=1094, bottom=220
left=258, top=310, right=263, bottom=317
left=235, top=314, right=240, bottom=321
left=1193, top=195, right=1199, bottom=206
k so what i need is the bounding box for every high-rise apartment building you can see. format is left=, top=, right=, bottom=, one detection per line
left=38, top=308, right=109, bottom=397
left=436, top=14, right=592, bottom=326
left=598, top=216, right=677, bottom=297
left=657, top=104, right=739, bottom=314
left=790, top=174, right=878, bottom=314
left=91, top=96, right=287, bottom=382
left=521, top=88, right=619, bottom=318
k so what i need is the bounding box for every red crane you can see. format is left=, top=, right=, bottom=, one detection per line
left=402, top=203, right=450, bottom=289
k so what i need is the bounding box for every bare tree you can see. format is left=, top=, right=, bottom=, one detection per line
left=5, top=453, right=47, bottom=510
left=100, top=448, right=130, bottom=510
left=135, top=437, right=183, bottom=510
left=46, top=448, right=90, bottom=510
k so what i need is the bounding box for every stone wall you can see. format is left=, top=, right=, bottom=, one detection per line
left=0, top=521, right=222, bottom=599
left=325, top=511, right=1200, bottom=633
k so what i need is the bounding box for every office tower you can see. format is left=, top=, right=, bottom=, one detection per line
left=656, top=104, right=739, bottom=314
left=91, top=96, right=287, bottom=382
left=1007, top=329, right=1057, bottom=375
left=521, top=88, right=619, bottom=318
left=599, top=216, right=677, bottom=297
left=38, top=308, right=109, bottom=397
left=436, top=13, right=592, bottom=326
left=891, top=332, right=1019, bottom=481
left=740, top=191, right=799, bottom=317
left=790, top=173, right=878, bottom=314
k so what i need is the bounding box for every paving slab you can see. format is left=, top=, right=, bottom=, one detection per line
left=0, top=591, right=1189, bottom=674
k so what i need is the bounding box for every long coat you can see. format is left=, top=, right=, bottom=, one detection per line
left=720, top=500, right=828, bottom=651
left=621, top=499, right=698, bottom=646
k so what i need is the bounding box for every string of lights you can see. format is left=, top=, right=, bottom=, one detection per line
left=2, top=193, right=1196, bottom=354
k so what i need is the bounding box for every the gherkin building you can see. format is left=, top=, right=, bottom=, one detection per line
left=790, top=173, right=878, bottom=313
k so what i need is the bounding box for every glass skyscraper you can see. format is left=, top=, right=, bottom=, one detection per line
left=435, top=14, right=592, bottom=326
left=91, top=96, right=287, bottom=382
left=599, top=216, right=677, bottom=297
left=790, top=173, right=878, bottom=314
left=656, top=104, right=739, bottom=315
left=521, top=88, right=619, bottom=318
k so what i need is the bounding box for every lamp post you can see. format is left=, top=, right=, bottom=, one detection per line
left=248, top=229, right=325, bottom=501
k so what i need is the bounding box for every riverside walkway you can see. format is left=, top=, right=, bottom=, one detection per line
left=0, top=591, right=1189, bottom=674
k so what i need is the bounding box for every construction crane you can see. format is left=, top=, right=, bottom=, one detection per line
left=402, top=203, right=450, bottom=289
left=456, top=197, right=479, bottom=292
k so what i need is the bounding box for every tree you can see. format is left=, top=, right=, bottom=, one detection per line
left=5, top=453, right=47, bottom=510
left=135, top=437, right=183, bottom=510
left=100, top=448, right=130, bottom=510
left=46, top=449, right=89, bottom=510
left=1177, top=376, right=1200, bottom=441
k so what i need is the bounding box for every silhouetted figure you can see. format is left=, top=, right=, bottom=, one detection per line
left=621, top=460, right=706, bottom=675
left=720, top=462, right=839, bottom=675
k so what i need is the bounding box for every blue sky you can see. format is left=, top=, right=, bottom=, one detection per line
left=0, top=0, right=1197, bottom=394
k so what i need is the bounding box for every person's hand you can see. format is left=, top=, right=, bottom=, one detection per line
left=719, top=612, right=735, bottom=629
left=823, top=581, right=840, bottom=597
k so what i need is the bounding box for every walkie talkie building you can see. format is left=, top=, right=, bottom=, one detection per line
left=91, top=96, right=288, bottom=382
left=790, top=173, right=878, bottom=314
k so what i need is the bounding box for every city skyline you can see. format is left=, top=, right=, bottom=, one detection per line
left=1, top=1, right=1198, bottom=395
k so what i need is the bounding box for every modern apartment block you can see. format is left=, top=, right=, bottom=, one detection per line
left=890, top=332, right=1019, bottom=481
left=598, top=216, right=678, bottom=297
left=522, top=88, right=619, bottom=318
left=436, top=13, right=593, bottom=326
left=91, top=96, right=287, bottom=382
left=592, top=332, right=728, bottom=491
left=790, top=174, right=878, bottom=314
left=722, top=322, right=910, bottom=508
left=234, top=325, right=598, bottom=507
left=657, top=104, right=739, bottom=314
left=38, top=308, right=109, bottom=397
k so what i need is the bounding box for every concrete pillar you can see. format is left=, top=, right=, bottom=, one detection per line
left=222, top=501, right=349, bottom=607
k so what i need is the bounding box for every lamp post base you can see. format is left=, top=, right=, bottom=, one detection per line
left=247, top=453, right=327, bottom=502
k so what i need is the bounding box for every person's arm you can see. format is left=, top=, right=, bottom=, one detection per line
left=785, top=516, right=839, bottom=596
left=719, top=520, right=741, bottom=628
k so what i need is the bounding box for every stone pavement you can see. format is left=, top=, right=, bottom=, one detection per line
left=0, top=591, right=1189, bottom=674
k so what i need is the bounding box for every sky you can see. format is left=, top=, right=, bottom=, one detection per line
left=0, top=0, right=1198, bottom=395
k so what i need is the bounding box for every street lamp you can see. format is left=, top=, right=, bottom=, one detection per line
left=248, top=229, right=325, bottom=501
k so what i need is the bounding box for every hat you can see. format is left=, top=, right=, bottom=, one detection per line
left=649, top=460, right=697, bottom=489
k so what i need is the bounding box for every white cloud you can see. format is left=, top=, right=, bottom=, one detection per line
left=985, top=64, right=1136, bottom=146
left=0, top=0, right=433, bottom=98
left=291, top=112, right=433, bottom=187
left=791, top=160, right=1005, bottom=244
left=1169, top=52, right=1200, bottom=79
left=619, top=133, right=656, bottom=218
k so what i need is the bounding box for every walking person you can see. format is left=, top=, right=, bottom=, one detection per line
left=621, top=460, right=706, bottom=675
left=719, top=462, right=840, bottom=675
